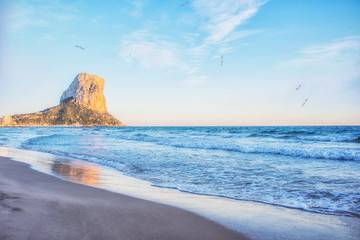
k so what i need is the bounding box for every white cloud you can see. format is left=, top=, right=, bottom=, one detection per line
left=223, top=29, right=264, bottom=43
left=118, top=1, right=267, bottom=84
left=182, top=32, right=201, bottom=45
left=121, top=41, right=179, bottom=69
left=179, top=0, right=268, bottom=65
left=7, top=5, right=47, bottom=30
left=128, top=0, right=148, bottom=17
left=275, top=36, right=360, bottom=112
left=217, top=44, right=233, bottom=55
left=212, top=29, right=264, bottom=54
left=6, top=0, right=78, bottom=31
left=192, top=0, right=267, bottom=44
left=278, top=36, right=360, bottom=68
left=119, top=30, right=198, bottom=74
left=205, top=8, right=258, bottom=44
left=119, top=30, right=206, bottom=86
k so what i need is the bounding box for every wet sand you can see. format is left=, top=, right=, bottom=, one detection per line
left=1, top=148, right=359, bottom=240
left=0, top=156, right=247, bottom=240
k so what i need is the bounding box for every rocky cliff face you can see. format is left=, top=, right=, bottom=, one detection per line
left=60, top=73, right=107, bottom=113
left=0, top=73, right=124, bottom=127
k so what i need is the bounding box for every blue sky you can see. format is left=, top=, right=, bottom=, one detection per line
left=1, top=0, right=359, bottom=126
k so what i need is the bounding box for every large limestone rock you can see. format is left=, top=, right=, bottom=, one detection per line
left=0, top=73, right=125, bottom=127
left=4, top=99, right=124, bottom=126
left=60, top=73, right=107, bottom=113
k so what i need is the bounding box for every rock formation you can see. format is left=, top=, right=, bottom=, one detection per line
left=0, top=73, right=125, bottom=127
left=60, top=73, right=107, bottom=113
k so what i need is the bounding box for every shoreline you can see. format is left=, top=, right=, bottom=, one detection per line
left=1, top=147, right=359, bottom=240
left=0, top=125, right=125, bottom=127
left=0, top=156, right=245, bottom=240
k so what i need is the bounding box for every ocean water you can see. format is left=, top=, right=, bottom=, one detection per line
left=0, top=126, right=359, bottom=217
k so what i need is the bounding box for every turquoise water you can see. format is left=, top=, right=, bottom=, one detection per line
left=0, top=126, right=359, bottom=216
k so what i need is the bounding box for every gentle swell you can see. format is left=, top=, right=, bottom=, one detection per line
left=113, top=134, right=360, bottom=161
left=21, top=134, right=67, bottom=147
left=3, top=126, right=359, bottom=218
left=20, top=131, right=360, bottom=161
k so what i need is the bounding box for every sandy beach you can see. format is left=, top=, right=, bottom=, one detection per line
left=1, top=146, right=359, bottom=240
left=0, top=156, right=247, bottom=240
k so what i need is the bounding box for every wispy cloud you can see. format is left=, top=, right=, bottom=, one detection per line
left=128, top=0, right=149, bottom=17
left=6, top=0, right=78, bottom=31
left=193, top=0, right=267, bottom=45
left=7, top=5, right=47, bottom=30
left=223, top=29, right=264, bottom=43
left=121, top=41, right=180, bottom=69
left=119, top=30, right=197, bottom=74
left=182, top=0, right=267, bottom=61
left=217, top=29, right=264, bottom=54
left=275, top=36, right=360, bottom=106
left=118, top=0, right=268, bottom=85
left=278, top=36, right=360, bottom=68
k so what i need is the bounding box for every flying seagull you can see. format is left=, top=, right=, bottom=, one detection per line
left=75, top=45, right=85, bottom=50
left=295, top=84, right=302, bottom=91
left=221, top=55, right=223, bottom=66
left=129, top=54, right=136, bottom=62
left=180, top=2, right=189, bottom=7
left=301, top=98, right=308, bottom=107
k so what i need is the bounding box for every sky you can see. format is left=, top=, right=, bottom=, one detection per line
left=1, top=0, right=360, bottom=126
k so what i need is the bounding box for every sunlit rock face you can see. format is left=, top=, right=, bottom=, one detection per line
left=0, top=73, right=125, bottom=126
left=60, top=73, right=108, bottom=113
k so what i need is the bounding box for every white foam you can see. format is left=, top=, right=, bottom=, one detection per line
left=1, top=146, right=359, bottom=240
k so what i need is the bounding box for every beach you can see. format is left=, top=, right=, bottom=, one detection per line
left=1, top=148, right=359, bottom=240
left=1, top=126, right=359, bottom=240
left=0, top=156, right=246, bottom=240
left=2, top=0, right=359, bottom=238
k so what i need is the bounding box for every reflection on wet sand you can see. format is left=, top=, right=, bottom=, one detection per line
left=52, top=160, right=100, bottom=185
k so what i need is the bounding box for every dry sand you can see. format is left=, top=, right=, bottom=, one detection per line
left=0, top=156, right=247, bottom=240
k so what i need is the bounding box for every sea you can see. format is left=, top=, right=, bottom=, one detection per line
left=0, top=126, right=359, bottom=217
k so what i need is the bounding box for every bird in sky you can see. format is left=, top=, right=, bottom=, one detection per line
left=301, top=98, right=308, bottom=107
left=180, top=2, right=189, bottom=7
left=295, top=84, right=302, bottom=91
left=221, top=55, right=223, bottom=66
left=75, top=45, right=85, bottom=50
left=129, top=54, right=136, bottom=61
